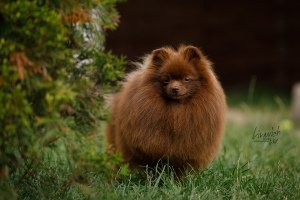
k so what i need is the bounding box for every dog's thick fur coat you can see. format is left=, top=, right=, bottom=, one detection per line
left=106, top=45, right=226, bottom=176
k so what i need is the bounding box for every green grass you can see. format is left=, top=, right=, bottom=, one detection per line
left=225, top=85, right=290, bottom=110
left=11, top=90, right=300, bottom=199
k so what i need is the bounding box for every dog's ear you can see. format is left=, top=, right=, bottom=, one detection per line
left=182, top=46, right=202, bottom=65
left=151, top=48, right=169, bottom=68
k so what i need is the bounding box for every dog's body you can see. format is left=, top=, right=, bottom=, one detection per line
left=106, top=45, right=226, bottom=176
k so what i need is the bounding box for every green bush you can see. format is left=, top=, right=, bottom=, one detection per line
left=0, top=0, right=126, bottom=198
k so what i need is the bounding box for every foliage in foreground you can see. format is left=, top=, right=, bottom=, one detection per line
left=11, top=94, right=300, bottom=199
left=0, top=0, right=126, bottom=198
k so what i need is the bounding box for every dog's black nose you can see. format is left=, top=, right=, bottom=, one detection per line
left=172, top=86, right=179, bottom=93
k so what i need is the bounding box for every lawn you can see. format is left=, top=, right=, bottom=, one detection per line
left=14, top=89, right=300, bottom=199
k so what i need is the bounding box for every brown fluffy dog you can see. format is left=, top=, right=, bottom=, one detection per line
left=106, top=45, right=226, bottom=176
